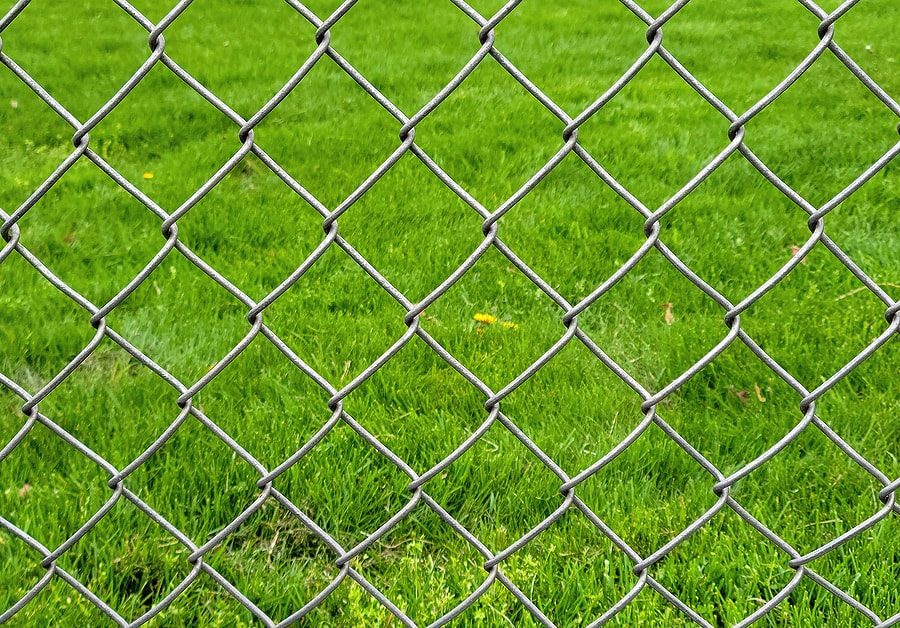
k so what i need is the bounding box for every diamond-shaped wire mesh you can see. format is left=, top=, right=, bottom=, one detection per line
left=1, top=0, right=899, bottom=625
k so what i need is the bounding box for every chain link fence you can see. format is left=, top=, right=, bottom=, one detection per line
left=1, top=0, right=899, bottom=625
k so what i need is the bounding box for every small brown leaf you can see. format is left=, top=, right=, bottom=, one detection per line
left=18, top=484, right=32, bottom=498
left=754, top=382, right=766, bottom=403
left=659, top=302, right=674, bottom=325
left=729, top=386, right=750, bottom=404
left=789, top=245, right=808, bottom=265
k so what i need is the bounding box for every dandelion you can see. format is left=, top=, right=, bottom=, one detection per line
left=474, top=313, right=497, bottom=324
left=143, top=172, right=154, bottom=180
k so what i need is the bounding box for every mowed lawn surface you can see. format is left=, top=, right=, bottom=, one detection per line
left=1, top=0, right=899, bottom=625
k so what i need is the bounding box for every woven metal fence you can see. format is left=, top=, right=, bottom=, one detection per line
left=1, top=0, right=899, bottom=625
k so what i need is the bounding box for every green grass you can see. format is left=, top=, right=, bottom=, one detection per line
left=1, top=0, right=900, bottom=625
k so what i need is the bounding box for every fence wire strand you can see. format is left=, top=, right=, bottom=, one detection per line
left=1, top=0, right=899, bottom=625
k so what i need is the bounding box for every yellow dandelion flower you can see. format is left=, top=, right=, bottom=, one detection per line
left=473, top=313, right=497, bottom=324
left=142, top=172, right=154, bottom=180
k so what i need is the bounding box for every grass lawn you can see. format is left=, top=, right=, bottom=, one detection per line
left=1, top=0, right=899, bottom=625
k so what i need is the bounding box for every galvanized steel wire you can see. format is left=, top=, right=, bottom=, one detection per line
left=1, top=0, right=899, bottom=625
